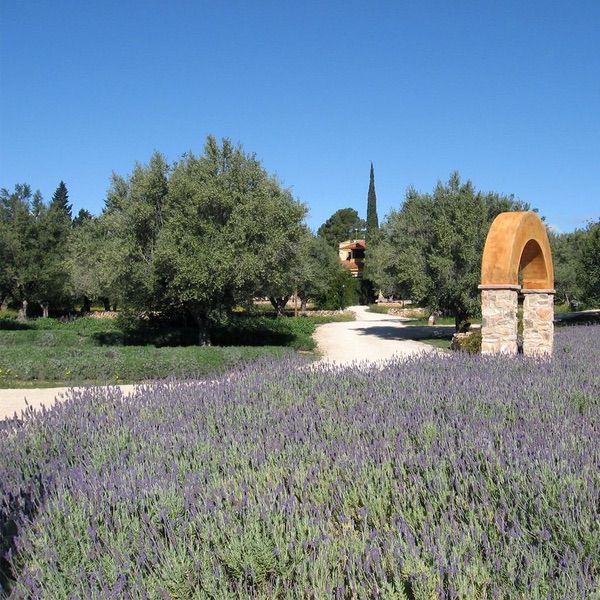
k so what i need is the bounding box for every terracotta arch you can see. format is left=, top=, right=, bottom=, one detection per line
left=481, top=211, right=553, bottom=290
left=480, top=211, right=554, bottom=356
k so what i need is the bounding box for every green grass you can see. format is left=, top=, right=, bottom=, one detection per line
left=419, top=337, right=452, bottom=350
left=0, top=313, right=352, bottom=387
left=407, top=316, right=482, bottom=327
left=367, top=303, right=424, bottom=315
left=367, top=303, right=391, bottom=314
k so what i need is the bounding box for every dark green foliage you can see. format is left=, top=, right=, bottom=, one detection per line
left=72, top=208, right=92, bottom=227
left=1, top=183, right=86, bottom=314
left=550, top=220, right=600, bottom=310
left=153, top=137, right=306, bottom=341
left=4, top=137, right=312, bottom=336
left=317, top=208, right=365, bottom=249
left=66, top=213, right=127, bottom=311
left=315, top=268, right=359, bottom=310
left=578, top=220, right=600, bottom=307
left=358, top=277, right=375, bottom=305
left=295, top=234, right=346, bottom=310
left=550, top=229, right=585, bottom=309
left=0, top=184, right=34, bottom=304
left=366, top=162, right=378, bottom=239
left=454, top=330, right=482, bottom=353
left=50, top=181, right=71, bottom=220
left=99, top=152, right=170, bottom=312
left=0, top=183, right=72, bottom=313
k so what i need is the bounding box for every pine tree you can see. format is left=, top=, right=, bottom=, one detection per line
left=50, top=181, right=72, bottom=220
left=31, top=190, right=45, bottom=219
left=366, top=162, right=378, bottom=239
left=73, top=208, right=92, bottom=227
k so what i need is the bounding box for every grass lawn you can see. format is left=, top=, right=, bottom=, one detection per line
left=408, top=315, right=481, bottom=326
left=367, top=303, right=425, bottom=315
left=418, top=336, right=453, bottom=350
left=0, top=313, right=353, bottom=387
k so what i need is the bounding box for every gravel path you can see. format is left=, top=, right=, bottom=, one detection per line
left=314, top=305, right=446, bottom=365
left=0, top=306, right=450, bottom=420
left=0, top=385, right=139, bottom=421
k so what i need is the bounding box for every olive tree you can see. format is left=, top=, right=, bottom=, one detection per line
left=153, top=137, right=306, bottom=342
left=369, top=173, right=530, bottom=331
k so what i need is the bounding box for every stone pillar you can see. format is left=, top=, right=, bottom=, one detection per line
left=522, top=290, right=554, bottom=356
left=479, top=285, right=519, bottom=355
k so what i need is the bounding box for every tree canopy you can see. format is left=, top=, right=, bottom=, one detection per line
left=317, top=208, right=365, bottom=250
left=369, top=173, right=531, bottom=330
left=295, top=233, right=345, bottom=311
left=0, top=183, right=72, bottom=315
left=50, top=181, right=72, bottom=220
left=153, top=137, right=306, bottom=337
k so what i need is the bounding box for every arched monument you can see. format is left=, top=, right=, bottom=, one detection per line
left=479, top=211, right=554, bottom=356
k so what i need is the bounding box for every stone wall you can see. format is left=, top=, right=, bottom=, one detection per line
left=480, top=288, right=518, bottom=355
left=523, top=292, right=554, bottom=356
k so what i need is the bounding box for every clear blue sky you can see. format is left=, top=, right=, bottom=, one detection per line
left=1, top=0, right=598, bottom=233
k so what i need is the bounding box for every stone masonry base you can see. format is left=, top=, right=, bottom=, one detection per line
left=481, top=289, right=518, bottom=355
left=523, top=293, right=554, bottom=356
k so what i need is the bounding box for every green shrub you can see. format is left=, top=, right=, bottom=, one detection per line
left=368, top=303, right=389, bottom=314
left=453, top=331, right=482, bottom=353
left=315, top=270, right=359, bottom=310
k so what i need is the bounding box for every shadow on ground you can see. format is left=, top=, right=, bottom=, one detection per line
left=555, top=310, right=600, bottom=326
left=354, top=324, right=455, bottom=342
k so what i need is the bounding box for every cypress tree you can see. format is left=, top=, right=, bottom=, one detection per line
left=366, top=162, right=378, bottom=239
left=50, top=181, right=72, bottom=220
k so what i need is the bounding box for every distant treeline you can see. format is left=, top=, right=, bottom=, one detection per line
left=2, top=142, right=598, bottom=339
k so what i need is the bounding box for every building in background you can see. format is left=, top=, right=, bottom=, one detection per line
left=339, top=239, right=366, bottom=278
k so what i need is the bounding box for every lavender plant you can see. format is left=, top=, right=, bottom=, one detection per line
left=1, top=326, right=599, bottom=598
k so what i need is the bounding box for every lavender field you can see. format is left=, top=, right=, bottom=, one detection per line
left=1, top=326, right=599, bottom=599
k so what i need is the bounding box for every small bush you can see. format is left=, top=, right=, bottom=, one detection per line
left=315, top=270, right=359, bottom=310
left=464, top=331, right=482, bottom=353
left=452, top=330, right=482, bottom=353
left=368, top=303, right=389, bottom=314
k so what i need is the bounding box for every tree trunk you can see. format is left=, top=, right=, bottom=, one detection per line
left=194, top=311, right=211, bottom=346
left=455, top=314, right=471, bottom=333
left=81, top=296, right=91, bottom=314
left=101, top=297, right=110, bottom=311
left=41, top=302, right=49, bottom=319
left=269, top=295, right=290, bottom=317
left=300, top=298, right=308, bottom=314
left=17, top=300, right=28, bottom=321
left=0, top=297, right=7, bottom=311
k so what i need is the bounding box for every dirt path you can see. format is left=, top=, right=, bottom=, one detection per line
left=314, top=305, right=446, bottom=365
left=0, top=384, right=139, bottom=421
